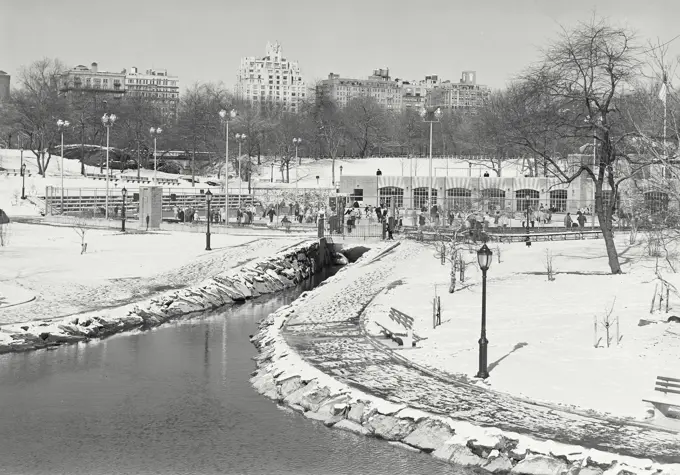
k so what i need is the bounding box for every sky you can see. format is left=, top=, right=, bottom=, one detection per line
left=2, top=0, right=679, bottom=92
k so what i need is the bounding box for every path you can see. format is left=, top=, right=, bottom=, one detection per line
left=281, top=245, right=680, bottom=463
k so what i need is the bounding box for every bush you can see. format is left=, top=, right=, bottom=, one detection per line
left=158, top=161, right=182, bottom=174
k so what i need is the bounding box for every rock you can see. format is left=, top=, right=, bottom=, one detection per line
left=278, top=376, right=302, bottom=399
left=347, top=402, right=367, bottom=424
left=602, top=464, right=638, bottom=475
left=316, top=395, right=351, bottom=418
left=483, top=454, right=514, bottom=473
left=323, top=414, right=345, bottom=427
left=283, top=380, right=320, bottom=407
left=402, top=418, right=455, bottom=452
left=212, top=279, right=247, bottom=301
left=432, top=443, right=484, bottom=468
left=299, top=386, right=332, bottom=412
left=365, top=414, right=416, bottom=441
left=579, top=468, right=604, bottom=475
left=289, top=404, right=305, bottom=414
left=512, top=454, right=568, bottom=475
left=333, top=419, right=371, bottom=436
left=510, top=447, right=529, bottom=461
left=303, top=411, right=328, bottom=422
left=388, top=441, right=421, bottom=453
left=251, top=372, right=277, bottom=400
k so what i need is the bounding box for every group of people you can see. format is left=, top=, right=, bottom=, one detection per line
left=564, top=210, right=588, bottom=229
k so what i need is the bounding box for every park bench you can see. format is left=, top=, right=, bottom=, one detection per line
left=642, top=375, right=680, bottom=420
left=121, top=176, right=151, bottom=184
left=491, top=230, right=603, bottom=243
left=374, top=307, right=426, bottom=348
left=87, top=173, right=118, bottom=182
left=156, top=177, right=180, bottom=185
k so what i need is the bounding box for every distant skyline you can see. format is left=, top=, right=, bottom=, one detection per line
left=2, top=0, right=679, bottom=92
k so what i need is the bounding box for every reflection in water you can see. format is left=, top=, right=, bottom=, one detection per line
left=0, top=272, right=465, bottom=475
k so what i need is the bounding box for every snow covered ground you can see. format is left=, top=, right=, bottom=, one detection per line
left=0, top=222, right=301, bottom=325
left=366, top=236, right=680, bottom=420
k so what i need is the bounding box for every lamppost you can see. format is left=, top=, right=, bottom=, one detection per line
left=205, top=189, right=213, bottom=251
left=57, top=119, right=70, bottom=213
left=376, top=169, right=382, bottom=207
left=121, top=187, right=127, bottom=232
left=219, top=108, right=237, bottom=227
left=476, top=243, right=493, bottom=379
left=149, top=126, right=163, bottom=182
left=235, top=133, right=247, bottom=208
left=101, top=112, right=117, bottom=219
left=293, top=137, right=302, bottom=193
left=20, top=163, right=26, bottom=200
left=420, top=106, right=443, bottom=212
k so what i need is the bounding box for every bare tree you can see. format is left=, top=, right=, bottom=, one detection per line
left=343, top=96, right=389, bottom=158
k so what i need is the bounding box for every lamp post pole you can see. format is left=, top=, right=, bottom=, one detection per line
left=205, top=190, right=213, bottom=251
left=235, top=133, right=247, bottom=209
left=57, top=119, right=70, bottom=213
left=420, top=107, right=442, bottom=217
left=121, top=187, right=127, bottom=232
left=150, top=127, right=163, bottom=183
left=21, top=163, right=26, bottom=200
left=376, top=169, right=382, bottom=207
left=219, top=109, right=237, bottom=227
left=476, top=243, right=492, bottom=379
left=101, top=113, right=117, bottom=219
left=293, top=138, right=302, bottom=195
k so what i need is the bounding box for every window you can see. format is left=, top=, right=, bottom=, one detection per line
left=446, top=188, right=472, bottom=211
left=644, top=191, right=668, bottom=214
left=515, top=189, right=539, bottom=212
left=481, top=188, right=506, bottom=212
left=413, top=187, right=437, bottom=209
left=351, top=188, right=364, bottom=202
left=379, top=187, right=404, bottom=208
left=549, top=190, right=568, bottom=212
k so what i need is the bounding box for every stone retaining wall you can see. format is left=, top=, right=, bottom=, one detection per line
left=0, top=240, right=327, bottom=354
left=249, top=254, right=680, bottom=475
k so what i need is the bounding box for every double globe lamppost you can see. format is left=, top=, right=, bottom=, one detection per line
left=101, top=113, right=117, bottom=219
left=476, top=243, right=493, bottom=379
left=235, top=133, right=247, bottom=209
left=149, top=127, right=163, bottom=183
left=219, top=109, right=237, bottom=227
left=56, top=119, right=70, bottom=213
left=20, top=163, right=27, bottom=200
left=419, top=106, right=442, bottom=213
left=293, top=137, right=302, bottom=193
left=205, top=189, right=213, bottom=251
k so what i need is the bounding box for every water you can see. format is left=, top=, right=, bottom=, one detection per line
left=0, top=272, right=465, bottom=475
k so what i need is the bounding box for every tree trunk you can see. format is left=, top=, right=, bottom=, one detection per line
left=595, top=183, right=622, bottom=274
left=331, top=156, right=336, bottom=185
left=286, top=161, right=290, bottom=183
left=80, top=125, right=86, bottom=175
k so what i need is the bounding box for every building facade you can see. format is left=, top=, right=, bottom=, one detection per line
left=59, top=62, right=125, bottom=98
left=0, top=70, right=10, bottom=101
left=399, top=75, right=439, bottom=110
left=321, top=69, right=403, bottom=110
left=429, top=71, right=490, bottom=110
left=235, top=41, right=307, bottom=113
left=124, top=67, right=180, bottom=116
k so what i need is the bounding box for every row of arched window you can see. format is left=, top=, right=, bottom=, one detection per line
left=372, top=187, right=672, bottom=214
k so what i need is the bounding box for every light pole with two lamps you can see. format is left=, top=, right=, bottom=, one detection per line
left=101, top=112, right=117, bottom=219
left=235, top=133, right=247, bottom=208
left=219, top=108, right=238, bottom=227
left=293, top=137, right=302, bottom=193
left=476, top=243, right=493, bottom=379
left=57, top=119, right=70, bottom=213
left=419, top=106, right=443, bottom=215
left=121, top=187, right=127, bottom=232
left=149, top=127, right=163, bottom=182
left=205, top=190, right=213, bottom=251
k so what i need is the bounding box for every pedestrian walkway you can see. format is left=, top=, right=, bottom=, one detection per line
left=281, top=247, right=680, bottom=464
left=0, top=283, right=35, bottom=309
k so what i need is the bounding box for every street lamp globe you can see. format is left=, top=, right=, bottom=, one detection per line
left=419, top=107, right=427, bottom=118
left=477, top=243, right=493, bottom=271
left=293, top=138, right=302, bottom=145
left=121, top=187, right=127, bottom=198
left=434, top=108, right=443, bottom=120
left=376, top=169, right=382, bottom=176
left=205, top=189, right=213, bottom=203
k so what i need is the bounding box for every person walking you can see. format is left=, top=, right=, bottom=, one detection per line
left=564, top=212, right=573, bottom=228
left=267, top=207, right=276, bottom=223
left=577, top=210, right=587, bottom=230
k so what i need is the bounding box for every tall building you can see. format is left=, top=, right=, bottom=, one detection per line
left=235, top=41, right=307, bottom=113
left=0, top=70, right=10, bottom=101
left=429, top=71, right=490, bottom=110
left=320, top=68, right=403, bottom=110
left=124, top=67, right=180, bottom=116
left=399, top=75, right=440, bottom=110
left=59, top=62, right=125, bottom=98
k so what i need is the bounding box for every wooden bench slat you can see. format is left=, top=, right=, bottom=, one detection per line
left=658, top=376, right=680, bottom=384
left=656, top=380, right=680, bottom=390
left=654, top=386, right=680, bottom=396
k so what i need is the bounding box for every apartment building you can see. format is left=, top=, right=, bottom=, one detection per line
left=235, top=41, right=307, bottom=113
left=320, top=68, right=403, bottom=110
left=429, top=71, right=490, bottom=110
left=0, top=70, right=10, bottom=101
left=125, top=67, right=180, bottom=116
left=59, top=62, right=125, bottom=97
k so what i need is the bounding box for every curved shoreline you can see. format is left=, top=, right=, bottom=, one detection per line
left=0, top=240, right=327, bottom=354
left=249, top=245, right=680, bottom=475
